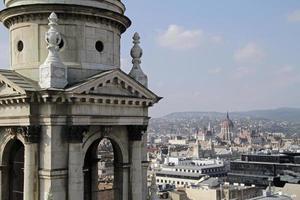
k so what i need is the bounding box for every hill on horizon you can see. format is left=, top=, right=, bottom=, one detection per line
left=160, top=107, right=300, bottom=123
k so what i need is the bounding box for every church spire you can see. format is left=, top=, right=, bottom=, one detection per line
left=129, top=32, right=148, bottom=87
left=39, top=12, right=68, bottom=89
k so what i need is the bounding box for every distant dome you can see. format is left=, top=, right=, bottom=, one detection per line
left=221, top=113, right=234, bottom=128
left=4, top=0, right=125, bottom=14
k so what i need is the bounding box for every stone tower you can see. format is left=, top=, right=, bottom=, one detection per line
left=1, top=0, right=130, bottom=83
left=0, top=1, right=160, bottom=200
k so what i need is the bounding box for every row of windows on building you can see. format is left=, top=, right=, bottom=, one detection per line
left=174, top=167, right=223, bottom=174
left=156, top=178, right=194, bottom=186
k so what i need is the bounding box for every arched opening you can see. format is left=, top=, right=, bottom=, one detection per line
left=2, top=139, right=25, bottom=200
left=83, top=138, right=123, bottom=200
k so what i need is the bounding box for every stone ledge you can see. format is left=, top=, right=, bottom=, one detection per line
left=39, top=169, right=68, bottom=179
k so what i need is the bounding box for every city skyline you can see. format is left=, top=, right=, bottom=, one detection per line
left=1, top=1, right=300, bottom=117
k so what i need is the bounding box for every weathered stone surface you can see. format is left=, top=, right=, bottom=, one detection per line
left=0, top=0, right=160, bottom=199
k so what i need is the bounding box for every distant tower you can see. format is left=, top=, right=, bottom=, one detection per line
left=193, top=139, right=202, bottom=159
left=220, top=112, right=234, bottom=143
left=208, top=122, right=212, bottom=132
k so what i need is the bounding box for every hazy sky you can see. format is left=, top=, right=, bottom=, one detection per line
left=1, top=1, right=300, bottom=117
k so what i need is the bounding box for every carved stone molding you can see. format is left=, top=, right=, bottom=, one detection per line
left=5, top=126, right=41, bottom=143
left=127, top=125, right=147, bottom=141
left=100, top=126, right=113, bottom=136
left=0, top=4, right=131, bottom=32
left=67, top=126, right=89, bottom=143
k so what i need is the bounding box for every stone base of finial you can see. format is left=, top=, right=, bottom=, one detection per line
left=39, top=62, right=68, bottom=89
left=129, top=67, right=148, bottom=88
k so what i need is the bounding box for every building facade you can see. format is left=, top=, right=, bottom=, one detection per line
left=228, top=153, right=300, bottom=187
left=0, top=0, right=160, bottom=199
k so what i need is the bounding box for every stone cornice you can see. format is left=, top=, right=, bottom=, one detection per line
left=0, top=92, right=155, bottom=107
left=0, top=4, right=131, bottom=32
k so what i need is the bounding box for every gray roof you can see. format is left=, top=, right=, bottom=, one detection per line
left=249, top=194, right=292, bottom=200
left=199, top=177, right=221, bottom=188
left=0, top=69, right=39, bottom=92
left=162, top=163, right=224, bottom=171
left=65, top=70, right=113, bottom=90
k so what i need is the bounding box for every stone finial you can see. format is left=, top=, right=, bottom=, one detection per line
left=129, top=32, right=148, bottom=87
left=39, top=12, right=68, bottom=89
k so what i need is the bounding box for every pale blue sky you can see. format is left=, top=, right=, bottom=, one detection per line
left=1, top=1, right=300, bottom=117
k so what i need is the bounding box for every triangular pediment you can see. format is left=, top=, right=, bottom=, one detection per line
left=66, top=69, right=160, bottom=102
left=0, top=82, right=20, bottom=96
left=0, top=69, right=39, bottom=98
left=0, top=70, right=27, bottom=97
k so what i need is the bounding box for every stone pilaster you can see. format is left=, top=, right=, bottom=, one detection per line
left=114, top=163, right=130, bottom=200
left=39, top=125, right=69, bottom=200
left=0, top=165, right=9, bottom=200
left=141, top=132, right=149, bottom=200
left=91, top=156, right=98, bottom=200
left=128, top=125, right=147, bottom=200
left=67, top=126, right=88, bottom=200
left=24, top=142, right=39, bottom=200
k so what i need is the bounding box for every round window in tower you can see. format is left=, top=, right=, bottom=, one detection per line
left=95, top=41, right=104, bottom=53
left=17, top=41, right=24, bottom=52
left=58, top=39, right=64, bottom=50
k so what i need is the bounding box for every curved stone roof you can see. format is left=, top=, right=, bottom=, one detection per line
left=4, top=0, right=126, bottom=14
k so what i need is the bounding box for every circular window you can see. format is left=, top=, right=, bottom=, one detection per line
left=58, top=39, right=64, bottom=49
left=17, top=41, right=24, bottom=52
left=95, top=41, right=104, bottom=52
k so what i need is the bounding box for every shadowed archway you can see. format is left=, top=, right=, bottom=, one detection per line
left=1, top=139, right=24, bottom=200
left=83, top=137, right=124, bottom=200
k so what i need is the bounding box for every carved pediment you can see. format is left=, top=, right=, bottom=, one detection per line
left=90, top=84, right=137, bottom=97
left=0, top=82, right=20, bottom=96
left=0, top=70, right=38, bottom=98
left=66, top=69, right=160, bottom=102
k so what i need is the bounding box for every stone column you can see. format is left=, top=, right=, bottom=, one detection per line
left=91, top=158, right=98, bottom=200
left=67, top=126, right=88, bottom=200
left=0, top=165, right=9, bottom=200
left=128, top=125, right=147, bottom=200
left=141, top=161, right=149, bottom=200
left=24, top=143, right=39, bottom=200
left=122, top=164, right=130, bottom=200
left=141, top=133, right=149, bottom=200
left=22, top=126, right=40, bottom=200
left=114, top=163, right=130, bottom=200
